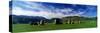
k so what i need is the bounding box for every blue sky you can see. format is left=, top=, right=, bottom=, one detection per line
left=9, top=1, right=97, bottom=19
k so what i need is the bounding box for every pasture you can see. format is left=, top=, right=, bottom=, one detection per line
left=12, top=20, right=97, bottom=32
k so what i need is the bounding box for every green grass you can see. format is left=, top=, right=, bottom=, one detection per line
left=12, top=20, right=97, bottom=32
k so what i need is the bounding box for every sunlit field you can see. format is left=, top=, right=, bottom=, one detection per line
left=12, top=20, right=97, bottom=32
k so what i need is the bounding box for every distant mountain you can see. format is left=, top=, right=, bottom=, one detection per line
left=9, top=15, right=97, bottom=24
left=62, top=16, right=97, bottom=20
left=9, top=15, right=47, bottom=24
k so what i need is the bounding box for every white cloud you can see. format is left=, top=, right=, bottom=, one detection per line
left=12, top=1, right=86, bottom=19
left=12, top=6, right=86, bottom=19
left=12, top=7, right=66, bottom=19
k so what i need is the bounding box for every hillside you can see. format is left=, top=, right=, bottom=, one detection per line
left=10, top=15, right=97, bottom=24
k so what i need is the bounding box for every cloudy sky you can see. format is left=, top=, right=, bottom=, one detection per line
left=9, top=1, right=97, bottom=19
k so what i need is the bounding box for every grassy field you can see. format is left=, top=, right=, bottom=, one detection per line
left=12, top=20, right=97, bottom=32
